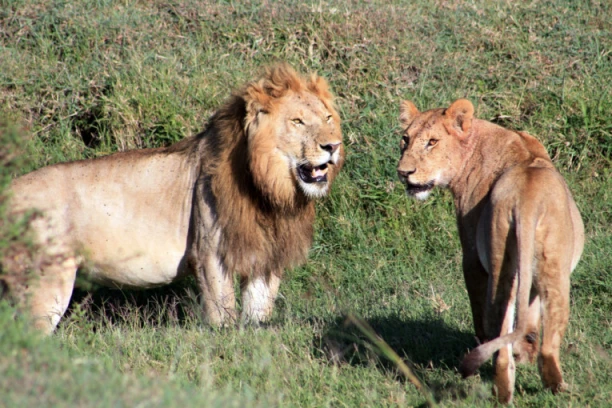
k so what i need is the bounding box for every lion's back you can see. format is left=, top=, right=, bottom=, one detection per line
left=9, top=148, right=199, bottom=287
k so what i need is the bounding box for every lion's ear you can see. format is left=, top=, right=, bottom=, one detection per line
left=399, top=100, right=420, bottom=127
left=244, top=85, right=271, bottom=127
left=444, top=99, right=474, bottom=140
left=308, top=75, right=333, bottom=102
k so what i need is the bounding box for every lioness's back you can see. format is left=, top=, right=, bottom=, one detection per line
left=396, top=98, right=584, bottom=404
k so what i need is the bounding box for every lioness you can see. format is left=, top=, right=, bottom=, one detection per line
left=396, top=99, right=584, bottom=404
left=3, top=64, right=344, bottom=334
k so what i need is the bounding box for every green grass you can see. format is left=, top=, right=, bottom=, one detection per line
left=1, top=0, right=611, bottom=406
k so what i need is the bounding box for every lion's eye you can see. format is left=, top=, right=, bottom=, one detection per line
left=326, top=115, right=333, bottom=123
left=400, top=135, right=409, bottom=150
left=427, top=139, right=438, bottom=148
left=291, top=118, right=304, bottom=126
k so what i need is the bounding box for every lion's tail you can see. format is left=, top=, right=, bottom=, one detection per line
left=459, top=206, right=536, bottom=378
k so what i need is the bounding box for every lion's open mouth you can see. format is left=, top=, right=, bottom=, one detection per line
left=405, top=181, right=434, bottom=195
left=298, top=163, right=329, bottom=183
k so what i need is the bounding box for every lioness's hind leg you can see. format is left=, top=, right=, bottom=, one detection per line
left=538, top=269, right=570, bottom=393
left=484, top=213, right=519, bottom=405
left=491, top=279, right=519, bottom=405
left=241, top=272, right=281, bottom=324
left=28, top=256, right=78, bottom=334
left=514, top=292, right=541, bottom=364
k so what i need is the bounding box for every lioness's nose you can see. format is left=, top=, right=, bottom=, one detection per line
left=320, top=142, right=341, bottom=154
left=397, top=168, right=415, bottom=178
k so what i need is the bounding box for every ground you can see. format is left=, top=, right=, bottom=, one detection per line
left=0, top=1, right=611, bottom=406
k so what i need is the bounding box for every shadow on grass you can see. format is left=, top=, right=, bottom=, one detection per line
left=314, top=313, right=495, bottom=403
left=315, top=313, right=475, bottom=368
left=62, top=281, right=201, bottom=331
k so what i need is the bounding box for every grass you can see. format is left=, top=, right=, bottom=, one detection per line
left=1, top=0, right=611, bottom=406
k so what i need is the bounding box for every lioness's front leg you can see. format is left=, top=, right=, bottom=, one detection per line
left=462, top=253, right=489, bottom=343
left=241, top=271, right=281, bottom=324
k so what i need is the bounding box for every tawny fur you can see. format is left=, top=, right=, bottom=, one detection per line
left=397, top=99, right=584, bottom=404
left=3, top=64, right=344, bottom=332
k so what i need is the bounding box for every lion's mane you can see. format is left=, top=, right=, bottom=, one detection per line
left=171, top=64, right=342, bottom=279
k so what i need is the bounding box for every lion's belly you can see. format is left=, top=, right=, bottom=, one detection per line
left=84, top=246, right=187, bottom=289
left=72, top=198, right=192, bottom=289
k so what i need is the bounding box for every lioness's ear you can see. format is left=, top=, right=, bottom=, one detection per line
left=399, top=100, right=420, bottom=127
left=444, top=99, right=474, bottom=139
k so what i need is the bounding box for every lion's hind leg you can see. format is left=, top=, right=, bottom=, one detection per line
left=28, top=255, right=78, bottom=334
left=11, top=215, right=80, bottom=335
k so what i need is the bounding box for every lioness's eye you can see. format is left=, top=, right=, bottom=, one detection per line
left=326, top=115, right=333, bottom=123
left=291, top=118, right=304, bottom=125
left=427, top=139, right=438, bottom=147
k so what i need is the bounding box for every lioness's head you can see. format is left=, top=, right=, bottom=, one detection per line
left=242, top=64, right=344, bottom=204
left=396, top=99, right=475, bottom=200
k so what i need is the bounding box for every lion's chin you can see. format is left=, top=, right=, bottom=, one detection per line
left=295, top=161, right=333, bottom=199
left=298, top=179, right=329, bottom=199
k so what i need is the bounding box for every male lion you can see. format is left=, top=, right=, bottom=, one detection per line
left=396, top=99, right=584, bottom=404
left=3, top=64, right=344, bottom=334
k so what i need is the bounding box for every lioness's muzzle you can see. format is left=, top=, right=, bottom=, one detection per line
left=405, top=181, right=434, bottom=195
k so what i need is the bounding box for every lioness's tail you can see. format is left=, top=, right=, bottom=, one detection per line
left=459, top=206, right=536, bottom=378
left=459, top=330, right=524, bottom=378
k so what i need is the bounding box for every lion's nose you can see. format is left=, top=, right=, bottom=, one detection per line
left=320, top=142, right=341, bottom=154
left=397, top=168, right=415, bottom=179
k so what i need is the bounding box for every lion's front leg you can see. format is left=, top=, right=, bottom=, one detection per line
left=188, top=180, right=238, bottom=326
left=192, top=254, right=237, bottom=326
left=240, top=272, right=281, bottom=324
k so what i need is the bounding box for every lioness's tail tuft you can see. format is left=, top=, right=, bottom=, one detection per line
left=458, top=331, right=524, bottom=378
left=459, top=349, right=487, bottom=378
